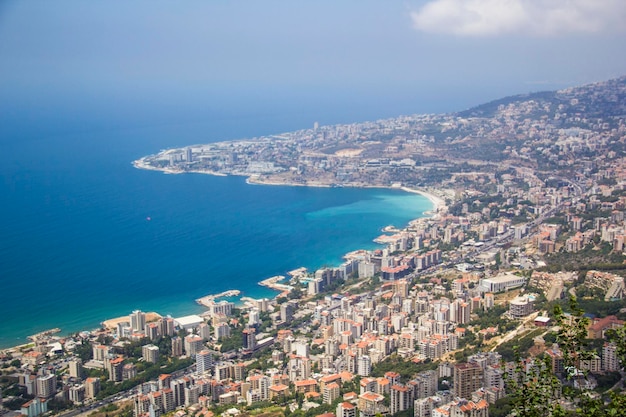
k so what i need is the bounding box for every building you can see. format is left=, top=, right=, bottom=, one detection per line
left=175, top=315, right=204, bottom=332
left=588, top=315, right=624, bottom=339
left=196, top=350, right=213, bottom=374
left=68, top=359, right=83, bottom=379
left=184, top=335, right=204, bottom=356
left=280, top=303, right=295, bottom=322
left=146, top=323, right=160, bottom=340
left=453, top=362, right=483, bottom=400
left=336, top=401, right=357, bottom=417
left=243, top=328, right=257, bottom=351
left=509, top=295, right=534, bottom=318
left=123, top=363, right=137, bottom=380
left=449, top=399, right=489, bottom=417
left=215, top=323, right=231, bottom=340
left=84, top=377, right=100, bottom=399
left=479, top=273, right=526, bottom=293
left=130, top=310, right=146, bottom=332
left=106, top=357, right=125, bottom=382
left=36, top=374, right=56, bottom=399
left=357, top=355, right=372, bottom=377
left=390, top=384, right=412, bottom=414
left=21, top=398, right=48, bottom=417
left=603, top=342, right=621, bottom=372
left=142, top=344, right=160, bottom=363
left=209, top=301, right=234, bottom=317
left=69, top=384, right=85, bottom=404
left=323, top=382, right=340, bottom=405
left=358, top=391, right=388, bottom=417
left=171, top=336, right=183, bottom=357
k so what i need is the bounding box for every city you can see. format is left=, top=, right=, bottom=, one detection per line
left=2, top=76, right=626, bottom=417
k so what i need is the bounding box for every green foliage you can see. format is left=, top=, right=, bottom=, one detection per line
left=497, top=328, right=544, bottom=362
left=370, top=355, right=437, bottom=381
left=471, top=304, right=508, bottom=329
left=75, top=339, right=94, bottom=362
left=220, top=327, right=244, bottom=352
left=506, top=353, right=566, bottom=417
left=488, top=396, right=513, bottom=417
left=96, top=357, right=192, bottom=399
left=506, top=298, right=626, bottom=417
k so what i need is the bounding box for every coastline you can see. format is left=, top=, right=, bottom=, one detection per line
left=1, top=167, right=446, bottom=353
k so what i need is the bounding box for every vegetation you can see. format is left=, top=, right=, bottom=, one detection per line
left=506, top=298, right=626, bottom=417
left=371, top=355, right=437, bottom=380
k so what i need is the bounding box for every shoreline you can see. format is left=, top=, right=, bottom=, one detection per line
left=1, top=167, right=447, bottom=353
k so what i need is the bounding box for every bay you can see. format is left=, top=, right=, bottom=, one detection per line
left=0, top=112, right=432, bottom=349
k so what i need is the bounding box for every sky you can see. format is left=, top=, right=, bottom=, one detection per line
left=1, top=0, right=625, bottom=137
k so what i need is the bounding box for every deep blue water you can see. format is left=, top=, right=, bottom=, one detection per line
left=0, top=111, right=432, bottom=348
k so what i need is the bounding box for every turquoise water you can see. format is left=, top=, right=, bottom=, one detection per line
left=0, top=118, right=432, bottom=348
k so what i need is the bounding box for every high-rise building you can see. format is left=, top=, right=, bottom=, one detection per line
left=248, top=309, right=260, bottom=327
left=357, top=355, right=372, bottom=377
left=603, top=342, right=620, bottom=372
left=130, top=310, right=146, bottom=332
left=214, top=323, right=231, bottom=340
left=123, top=364, right=137, bottom=380
left=84, top=377, right=100, bottom=399
left=184, top=335, right=204, bottom=356
left=242, top=328, right=257, bottom=351
left=390, top=384, right=412, bottom=414
left=159, top=317, right=175, bottom=337
left=142, top=344, right=160, bottom=364
left=336, top=402, right=356, bottom=417
left=92, top=345, right=112, bottom=362
left=146, top=323, right=160, bottom=340
left=36, top=374, right=56, bottom=399
left=280, top=303, right=295, bottom=322
left=68, top=359, right=83, bottom=379
left=69, top=384, right=85, bottom=404
left=171, top=336, right=183, bottom=357
left=323, top=382, right=340, bottom=405
left=196, top=350, right=213, bottom=374
left=106, top=357, right=125, bottom=382
left=162, top=388, right=175, bottom=413
left=198, top=323, right=211, bottom=341
left=453, top=362, right=483, bottom=400
left=20, top=398, right=48, bottom=417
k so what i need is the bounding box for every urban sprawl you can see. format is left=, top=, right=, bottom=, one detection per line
left=3, top=76, right=626, bottom=417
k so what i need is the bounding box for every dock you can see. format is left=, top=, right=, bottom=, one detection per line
left=196, top=290, right=241, bottom=308
left=28, top=328, right=61, bottom=342
left=259, top=275, right=294, bottom=295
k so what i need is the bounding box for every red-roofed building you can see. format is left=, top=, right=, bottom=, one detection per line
left=294, top=379, right=318, bottom=394
left=588, top=315, right=624, bottom=339
left=336, top=401, right=356, bottom=417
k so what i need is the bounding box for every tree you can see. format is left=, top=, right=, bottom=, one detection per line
left=506, top=297, right=626, bottom=417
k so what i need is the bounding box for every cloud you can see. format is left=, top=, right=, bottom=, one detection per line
left=410, top=0, right=626, bottom=36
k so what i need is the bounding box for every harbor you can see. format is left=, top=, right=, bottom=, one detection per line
left=195, top=289, right=241, bottom=308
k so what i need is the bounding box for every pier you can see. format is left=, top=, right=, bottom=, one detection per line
left=28, top=328, right=61, bottom=342
left=196, top=289, right=241, bottom=308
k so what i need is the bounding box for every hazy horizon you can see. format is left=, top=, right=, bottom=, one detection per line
left=2, top=1, right=626, bottom=140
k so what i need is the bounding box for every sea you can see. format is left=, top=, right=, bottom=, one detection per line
left=0, top=94, right=444, bottom=349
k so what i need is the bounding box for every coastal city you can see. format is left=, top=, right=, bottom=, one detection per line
left=2, top=76, right=626, bottom=417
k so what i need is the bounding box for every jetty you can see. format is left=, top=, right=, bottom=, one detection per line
left=259, top=275, right=294, bottom=294
left=196, top=289, right=241, bottom=308
left=287, top=267, right=308, bottom=280
left=28, top=328, right=61, bottom=342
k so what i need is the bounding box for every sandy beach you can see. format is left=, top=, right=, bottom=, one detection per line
left=101, top=312, right=162, bottom=330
